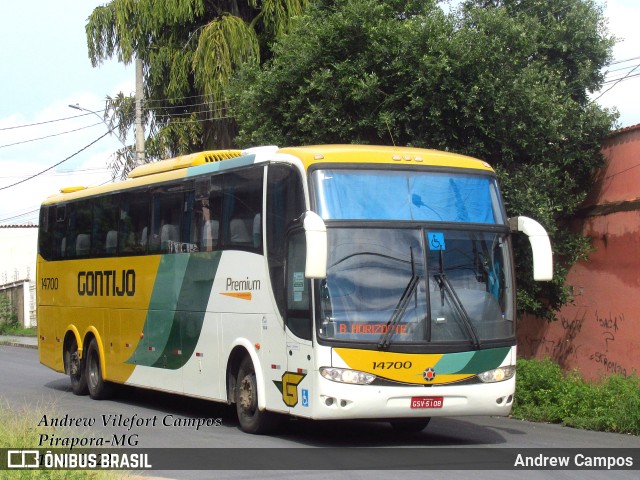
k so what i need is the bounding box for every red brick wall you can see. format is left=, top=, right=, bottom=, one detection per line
left=516, top=126, right=640, bottom=381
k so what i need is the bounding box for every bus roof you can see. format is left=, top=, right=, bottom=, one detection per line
left=43, top=145, right=493, bottom=205
left=277, top=145, right=494, bottom=172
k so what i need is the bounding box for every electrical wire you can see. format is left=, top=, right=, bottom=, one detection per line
left=0, top=111, right=102, bottom=131
left=593, top=63, right=640, bottom=101
left=0, top=208, right=40, bottom=224
left=0, top=122, right=104, bottom=149
left=0, top=130, right=112, bottom=192
left=609, top=55, right=640, bottom=66
left=0, top=167, right=110, bottom=179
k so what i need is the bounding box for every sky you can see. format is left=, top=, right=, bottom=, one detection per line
left=0, top=0, right=639, bottom=227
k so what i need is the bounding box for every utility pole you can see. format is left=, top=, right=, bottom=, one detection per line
left=135, top=58, right=145, bottom=166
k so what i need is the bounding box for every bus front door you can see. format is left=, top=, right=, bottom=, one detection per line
left=283, top=229, right=315, bottom=415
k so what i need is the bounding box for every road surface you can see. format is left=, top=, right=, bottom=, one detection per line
left=1, top=345, right=638, bottom=479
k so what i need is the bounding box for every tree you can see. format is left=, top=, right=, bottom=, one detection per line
left=232, top=0, right=617, bottom=319
left=86, top=0, right=308, bottom=178
left=0, top=294, right=18, bottom=333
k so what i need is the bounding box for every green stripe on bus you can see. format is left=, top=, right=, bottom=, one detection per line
left=434, top=347, right=510, bottom=374
left=433, top=351, right=475, bottom=374
left=151, top=251, right=221, bottom=369
left=127, top=251, right=221, bottom=368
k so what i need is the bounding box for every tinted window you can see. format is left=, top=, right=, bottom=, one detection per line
left=221, top=167, right=264, bottom=252
left=266, top=164, right=306, bottom=316
left=150, top=190, right=184, bottom=253
left=120, top=191, right=150, bottom=255
left=93, top=195, right=120, bottom=256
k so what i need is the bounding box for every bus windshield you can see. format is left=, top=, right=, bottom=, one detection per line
left=311, top=168, right=514, bottom=348
left=317, top=228, right=515, bottom=347
left=311, top=169, right=505, bottom=224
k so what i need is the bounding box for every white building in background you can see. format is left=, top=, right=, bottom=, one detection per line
left=0, top=224, right=38, bottom=327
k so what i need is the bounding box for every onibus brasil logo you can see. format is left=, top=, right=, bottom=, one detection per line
left=5, top=450, right=151, bottom=469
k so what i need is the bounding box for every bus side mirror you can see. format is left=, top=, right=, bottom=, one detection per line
left=303, top=211, right=327, bottom=279
left=509, top=216, right=553, bottom=281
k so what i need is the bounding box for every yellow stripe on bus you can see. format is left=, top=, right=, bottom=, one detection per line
left=219, top=291, right=253, bottom=300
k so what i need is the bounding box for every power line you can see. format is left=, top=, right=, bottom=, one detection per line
left=0, top=208, right=40, bottom=224
left=606, top=63, right=640, bottom=74
left=0, top=130, right=112, bottom=192
left=609, top=55, right=640, bottom=66
left=0, top=167, right=110, bottom=179
left=603, top=72, right=640, bottom=85
left=0, top=111, right=103, bottom=131
left=594, top=63, right=640, bottom=101
left=0, top=122, right=104, bottom=149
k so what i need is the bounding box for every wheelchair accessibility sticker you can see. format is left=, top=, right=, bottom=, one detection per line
left=428, top=232, right=445, bottom=251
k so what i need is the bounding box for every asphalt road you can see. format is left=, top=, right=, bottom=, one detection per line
left=1, top=344, right=638, bottom=480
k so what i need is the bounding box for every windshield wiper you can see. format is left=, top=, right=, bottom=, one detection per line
left=378, top=248, right=419, bottom=350
left=433, top=272, right=481, bottom=349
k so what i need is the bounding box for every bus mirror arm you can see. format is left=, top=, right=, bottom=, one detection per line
left=303, top=211, right=327, bottom=279
left=508, top=216, right=553, bottom=281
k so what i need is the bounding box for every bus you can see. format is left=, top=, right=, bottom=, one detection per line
left=37, top=144, right=552, bottom=434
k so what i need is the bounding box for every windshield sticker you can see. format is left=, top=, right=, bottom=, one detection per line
left=428, top=232, right=446, bottom=251
left=293, top=271, right=305, bottom=302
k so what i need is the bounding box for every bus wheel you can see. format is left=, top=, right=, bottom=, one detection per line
left=389, top=418, right=431, bottom=433
left=66, top=338, right=88, bottom=396
left=235, top=356, right=281, bottom=434
left=85, top=338, right=112, bottom=400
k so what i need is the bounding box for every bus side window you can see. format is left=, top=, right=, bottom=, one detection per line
left=38, top=206, right=56, bottom=260
left=120, top=190, right=150, bottom=255
left=92, top=195, right=119, bottom=256
left=53, top=205, right=66, bottom=259
left=63, top=201, right=92, bottom=258
left=75, top=201, right=93, bottom=258
left=150, top=191, right=183, bottom=253
left=221, top=168, right=263, bottom=251
left=191, top=175, right=222, bottom=252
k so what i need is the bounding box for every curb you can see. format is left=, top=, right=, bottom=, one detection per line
left=0, top=339, right=38, bottom=349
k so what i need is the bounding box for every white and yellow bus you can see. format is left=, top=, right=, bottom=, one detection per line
left=37, top=145, right=552, bottom=433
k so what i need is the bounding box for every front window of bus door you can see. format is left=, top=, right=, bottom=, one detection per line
left=266, top=164, right=306, bottom=318
left=286, top=230, right=312, bottom=340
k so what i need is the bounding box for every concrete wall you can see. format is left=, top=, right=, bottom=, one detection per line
left=517, top=125, right=640, bottom=380
left=0, top=280, right=35, bottom=328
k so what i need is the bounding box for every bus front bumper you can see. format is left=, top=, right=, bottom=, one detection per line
left=307, top=375, right=515, bottom=420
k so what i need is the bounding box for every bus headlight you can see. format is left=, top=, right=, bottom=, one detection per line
left=477, top=366, right=516, bottom=383
left=320, top=367, right=376, bottom=385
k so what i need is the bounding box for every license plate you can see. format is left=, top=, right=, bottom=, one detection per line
left=410, top=396, right=443, bottom=409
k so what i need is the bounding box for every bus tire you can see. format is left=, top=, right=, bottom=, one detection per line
left=389, top=418, right=431, bottom=433
left=85, top=338, right=112, bottom=400
left=66, top=337, right=88, bottom=396
left=235, top=356, right=282, bottom=434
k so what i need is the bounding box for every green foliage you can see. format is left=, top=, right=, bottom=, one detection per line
left=513, top=358, right=640, bottom=435
left=0, top=403, right=129, bottom=479
left=232, top=0, right=617, bottom=319
left=86, top=0, right=309, bottom=177
left=0, top=326, right=36, bottom=337
left=0, top=295, right=18, bottom=333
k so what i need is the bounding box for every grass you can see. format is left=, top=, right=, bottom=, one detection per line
left=513, top=357, right=640, bottom=435
left=0, top=325, right=37, bottom=336
left=0, top=401, right=131, bottom=479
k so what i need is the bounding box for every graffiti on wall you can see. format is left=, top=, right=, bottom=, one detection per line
left=589, top=311, right=627, bottom=376
left=518, top=309, right=634, bottom=379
